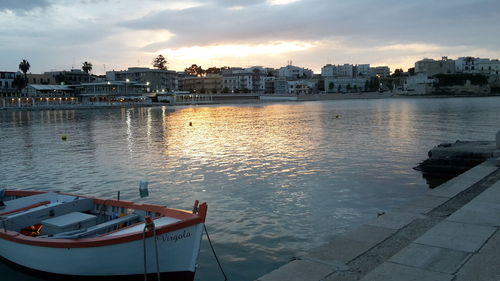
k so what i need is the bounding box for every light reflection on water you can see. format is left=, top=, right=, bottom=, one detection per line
left=1, top=97, right=500, bottom=281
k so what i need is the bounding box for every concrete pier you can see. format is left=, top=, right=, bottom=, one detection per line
left=257, top=159, right=500, bottom=281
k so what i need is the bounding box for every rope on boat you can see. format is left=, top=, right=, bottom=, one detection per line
left=204, top=224, right=228, bottom=281
left=143, top=216, right=161, bottom=281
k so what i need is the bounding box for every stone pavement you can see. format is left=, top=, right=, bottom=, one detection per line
left=257, top=159, right=500, bottom=281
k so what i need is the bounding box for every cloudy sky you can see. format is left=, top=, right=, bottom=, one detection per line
left=1, top=0, right=499, bottom=74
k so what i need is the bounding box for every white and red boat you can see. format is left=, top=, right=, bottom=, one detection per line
left=0, top=189, right=207, bottom=280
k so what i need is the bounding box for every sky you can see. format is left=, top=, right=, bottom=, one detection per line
left=1, top=0, right=499, bottom=74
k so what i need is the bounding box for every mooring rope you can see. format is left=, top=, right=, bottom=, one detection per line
left=204, top=224, right=228, bottom=281
left=143, top=218, right=161, bottom=281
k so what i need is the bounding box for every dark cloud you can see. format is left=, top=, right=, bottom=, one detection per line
left=0, top=0, right=51, bottom=14
left=121, top=0, right=500, bottom=50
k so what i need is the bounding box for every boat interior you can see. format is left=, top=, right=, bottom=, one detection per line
left=0, top=191, right=180, bottom=239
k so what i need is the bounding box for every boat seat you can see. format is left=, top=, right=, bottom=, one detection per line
left=51, top=213, right=141, bottom=238
left=1, top=198, right=94, bottom=232
left=0, top=192, right=60, bottom=215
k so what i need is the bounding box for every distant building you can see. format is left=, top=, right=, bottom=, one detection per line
left=321, top=64, right=354, bottom=78
left=26, top=74, right=57, bottom=85
left=0, top=71, right=17, bottom=97
left=324, top=77, right=367, bottom=93
left=181, top=74, right=223, bottom=93
left=277, top=65, right=313, bottom=79
left=44, top=69, right=90, bottom=85
left=221, top=66, right=267, bottom=93
left=321, top=64, right=371, bottom=78
left=403, top=74, right=434, bottom=95
left=370, top=66, right=390, bottom=78
left=75, top=81, right=149, bottom=103
left=287, top=80, right=316, bottom=95
left=356, top=64, right=371, bottom=77
left=23, top=84, right=75, bottom=98
left=106, top=67, right=178, bottom=93
left=264, top=76, right=276, bottom=94
left=415, top=57, right=455, bottom=77
left=455, top=57, right=500, bottom=76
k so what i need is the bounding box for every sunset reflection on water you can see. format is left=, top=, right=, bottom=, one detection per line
left=2, top=97, right=500, bottom=281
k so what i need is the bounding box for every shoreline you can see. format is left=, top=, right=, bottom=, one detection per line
left=2, top=93, right=500, bottom=112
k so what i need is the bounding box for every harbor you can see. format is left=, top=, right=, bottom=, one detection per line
left=258, top=134, right=500, bottom=281
left=1, top=97, right=500, bottom=280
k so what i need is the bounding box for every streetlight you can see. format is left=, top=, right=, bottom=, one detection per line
left=125, top=78, right=129, bottom=96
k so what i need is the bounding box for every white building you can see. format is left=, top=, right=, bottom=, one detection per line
left=455, top=57, right=500, bottom=76
left=356, top=64, right=371, bottom=77
left=221, top=66, right=267, bottom=93
left=277, top=65, right=313, bottom=79
left=321, top=64, right=371, bottom=78
left=403, top=73, right=434, bottom=95
left=287, top=80, right=316, bottom=95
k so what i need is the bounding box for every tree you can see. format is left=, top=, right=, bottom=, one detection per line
left=392, top=68, right=404, bottom=77
left=364, top=80, right=370, bottom=92
left=346, top=84, right=352, bottom=93
left=328, top=82, right=334, bottom=92
left=222, top=87, right=229, bottom=93
left=408, top=67, right=415, bottom=75
left=337, top=85, right=342, bottom=92
left=12, top=75, right=27, bottom=90
left=353, top=85, right=358, bottom=92
left=82, top=61, right=93, bottom=82
left=184, top=64, right=205, bottom=77
left=153, top=55, right=168, bottom=70
left=19, top=59, right=30, bottom=80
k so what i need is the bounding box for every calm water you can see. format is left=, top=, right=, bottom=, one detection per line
left=1, top=97, right=500, bottom=281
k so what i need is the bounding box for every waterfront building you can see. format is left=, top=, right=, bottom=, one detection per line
left=274, top=78, right=288, bottom=95
left=181, top=74, right=223, bottom=93
left=106, top=67, right=178, bottom=93
left=221, top=66, right=267, bottom=94
left=287, top=80, right=316, bottom=95
left=0, top=71, right=17, bottom=97
left=403, top=74, right=434, bottom=95
left=264, top=76, right=275, bottom=94
left=415, top=57, right=455, bottom=77
left=277, top=65, right=314, bottom=79
left=44, top=69, right=91, bottom=85
left=23, top=84, right=74, bottom=97
left=75, top=81, right=149, bottom=103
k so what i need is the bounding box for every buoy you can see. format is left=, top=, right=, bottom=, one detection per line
left=189, top=122, right=192, bottom=126
left=335, top=115, right=340, bottom=118
left=61, top=135, right=68, bottom=141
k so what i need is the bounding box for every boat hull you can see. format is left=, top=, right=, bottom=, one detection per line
left=0, top=224, right=204, bottom=279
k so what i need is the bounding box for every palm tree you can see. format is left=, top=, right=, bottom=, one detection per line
left=19, top=59, right=30, bottom=80
left=82, top=61, right=93, bottom=82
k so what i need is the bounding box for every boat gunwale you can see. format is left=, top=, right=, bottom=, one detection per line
left=0, top=190, right=207, bottom=248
